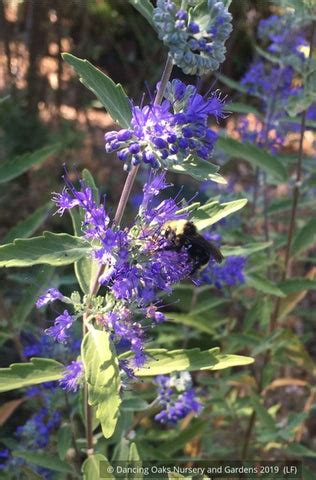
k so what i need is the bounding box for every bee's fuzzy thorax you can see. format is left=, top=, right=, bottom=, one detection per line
left=161, top=220, right=223, bottom=275
left=162, top=219, right=188, bottom=236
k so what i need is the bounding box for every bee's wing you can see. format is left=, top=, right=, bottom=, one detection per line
left=208, top=242, right=224, bottom=263
left=188, top=235, right=223, bottom=264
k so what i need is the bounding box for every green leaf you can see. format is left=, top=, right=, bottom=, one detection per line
left=278, top=278, right=316, bottom=294
left=167, top=312, right=220, bottom=335
left=0, top=95, right=10, bottom=105
left=82, top=329, right=121, bottom=438
left=70, top=169, right=100, bottom=294
left=283, top=443, right=316, bottom=459
left=121, top=397, right=148, bottom=411
left=221, top=242, right=272, bottom=257
left=250, top=394, right=277, bottom=433
left=13, top=451, right=73, bottom=474
left=160, top=419, right=205, bottom=456
left=279, top=116, right=316, bottom=131
left=226, top=102, right=261, bottom=117
left=20, top=466, right=44, bottom=480
left=129, top=443, right=141, bottom=461
left=82, top=168, right=99, bottom=200
left=302, top=465, right=316, bottom=480
left=119, top=348, right=254, bottom=376
left=255, top=44, right=281, bottom=65
left=192, top=198, right=247, bottom=231
left=0, top=358, right=63, bottom=393
left=190, top=297, right=227, bottom=315
left=286, top=89, right=316, bottom=117
left=126, top=443, right=142, bottom=480
left=128, top=0, right=155, bottom=28
left=268, top=196, right=316, bottom=215
left=246, top=274, right=286, bottom=297
left=12, top=265, right=55, bottom=329
left=62, top=53, right=132, bottom=128
left=2, top=202, right=52, bottom=244
left=169, top=156, right=226, bottom=184
left=57, top=425, right=72, bottom=461
left=0, top=232, right=90, bottom=268
left=83, top=454, right=113, bottom=480
left=217, top=135, right=287, bottom=182
left=215, top=73, right=248, bottom=94
left=291, top=218, right=316, bottom=256
left=74, top=249, right=99, bottom=294
left=0, top=144, right=61, bottom=184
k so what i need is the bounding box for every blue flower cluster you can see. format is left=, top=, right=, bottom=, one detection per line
left=239, top=14, right=310, bottom=150
left=237, top=116, right=285, bottom=155
left=257, top=13, right=307, bottom=58
left=59, top=360, right=83, bottom=392
left=105, top=79, right=225, bottom=171
left=241, top=62, right=297, bottom=108
left=154, top=372, right=202, bottom=424
left=0, top=387, right=62, bottom=478
left=40, top=172, right=245, bottom=378
left=23, top=332, right=83, bottom=396
left=153, top=0, right=232, bottom=75
left=50, top=172, right=194, bottom=372
left=16, top=407, right=61, bottom=449
left=0, top=449, right=9, bottom=472
left=34, top=304, right=83, bottom=391
left=199, top=230, right=246, bottom=288
left=241, top=12, right=309, bottom=105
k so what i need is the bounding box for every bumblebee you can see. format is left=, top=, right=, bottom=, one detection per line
left=162, top=220, right=223, bottom=274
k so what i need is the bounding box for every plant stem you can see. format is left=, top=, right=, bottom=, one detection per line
left=252, top=64, right=284, bottom=234
left=251, top=167, right=260, bottom=216
left=153, top=54, right=173, bottom=105
left=83, top=320, right=94, bottom=456
left=64, top=392, right=82, bottom=464
left=241, top=410, right=256, bottom=461
left=88, top=53, right=174, bottom=298
left=240, top=22, right=315, bottom=460
left=82, top=54, right=174, bottom=457
left=262, top=172, right=270, bottom=242
left=271, top=20, right=315, bottom=329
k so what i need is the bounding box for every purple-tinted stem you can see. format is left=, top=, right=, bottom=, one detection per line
left=271, top=20, right=315, bottom=329
left=241, top=21, right=316, bottom=462
left=88, top=54, right=174, bottom=299
left=111, top=54, right=173, bottom=227
left=82, top=54, right=174, bottom=457
left=153, top=54, right=173, bottom=105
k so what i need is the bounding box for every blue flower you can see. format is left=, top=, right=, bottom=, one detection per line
left=36, top=288, right=63, bottom=308
left=105, top=79, right=225, bottom=171
left=153, top=0, right=232, bottom=75
left=53, top=179, right=110, bottom=242
left=45, top=310, right=75, bottom=343
left=50, top=171, right=243, bottom=376
left=105, top=311, right=147, bottom=368
left=237, top=116, right=285, bottom=154
left=154, top=373, right=202, bottom=425
left=241, top=13, right=309, bottom=132
left=200, top=255, right=246, bottom=288
left=16, top=407, right=61, bottom=449
left=258, top=13, right=308, bottom=58
left=23, top=335, right=56, bottom=358
left=59, top=361, right=84, bottom=392
left=0, top=449, right=9, bottom=471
